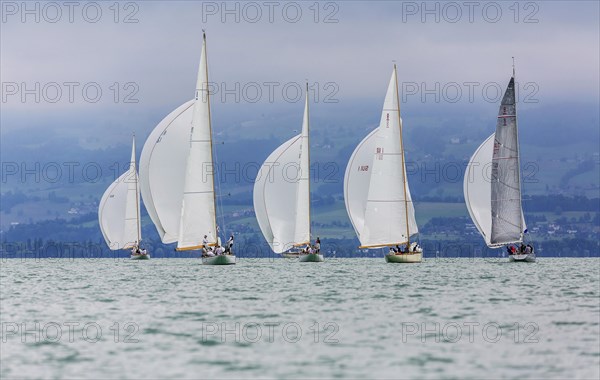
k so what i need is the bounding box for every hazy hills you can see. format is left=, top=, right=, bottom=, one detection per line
left=1, top=100, right=598, bottom=232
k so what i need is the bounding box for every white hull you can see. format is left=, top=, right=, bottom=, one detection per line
left=385, top=251, right=422, bottom=263
left=298, top=253, right=324, bottom=262
left=130, top=253, right=150, bottom=260
left=509, top=253, right=536, bottom=262
left=202, top=255, right=236, bottom=265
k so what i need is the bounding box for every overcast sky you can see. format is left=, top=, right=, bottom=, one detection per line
left=1, top=1, right=599, bottom=139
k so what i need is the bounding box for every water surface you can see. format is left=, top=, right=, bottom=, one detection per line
left=1, top=258, right=599, bottom=379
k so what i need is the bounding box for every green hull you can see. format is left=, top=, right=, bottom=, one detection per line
left=130, top=254, right=150, bottom=260
left=202, top=255, right=236, bottom=265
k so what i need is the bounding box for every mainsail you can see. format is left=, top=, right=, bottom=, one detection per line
left=177, top=33, right=217, bottom=250
left=99, top=136, right=141, bottom=250
left=344, top=66, right=418, bottom=248
left=464, top=76, right=526, bottom=248
left=139, top=34, right=218, bottom=249
left=254, top=91, right=311, bottom=253
left=490, top=77, right=524, bottom=245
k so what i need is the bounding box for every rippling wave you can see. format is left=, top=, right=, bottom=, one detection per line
left=1, top=258, right=598, bottom=379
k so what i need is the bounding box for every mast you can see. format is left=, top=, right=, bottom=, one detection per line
left=306, top=81, right=312, bottom=240
left=394, top=64, right=411, bottom=249
left=512, top=57, right=524, bottom=240
left=512, top=56, right=516, bottom=78
left=133, top=133, right=141, bottom=246
left=204, top=31, right=219, bottom=243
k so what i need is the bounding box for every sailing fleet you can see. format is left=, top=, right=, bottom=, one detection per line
left=99, top=34, right=534, bottom=264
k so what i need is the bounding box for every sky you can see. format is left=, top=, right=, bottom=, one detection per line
left=1, top=1, right=599, bottom=143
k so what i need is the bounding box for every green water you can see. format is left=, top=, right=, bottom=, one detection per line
left=1, top=258, right=599, bottom=379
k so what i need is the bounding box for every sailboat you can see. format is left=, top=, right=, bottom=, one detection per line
left=99, top=136, right=149, bottom=260
left=344, top=65, right=422, bottom=263
left=138, top=32, right=235, bottom=265
left=464, top=63, right=534, bottom=262
left=253, top=85, right=323, bottom=262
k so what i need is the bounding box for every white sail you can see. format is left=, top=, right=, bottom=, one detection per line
left=464, top=76, right=526, bottom=248
left=99, top=137, right=141, bottom=250
left=464, top=134, right=495, bottom=246
left=139, top=34, right=217, bottom=249
left=344, top=128, right=378, bottom=240
left=253, top=93, right=311, bottom=253
left=490, top=77, right=525, bottom=245
left=139, top=101, right=194, bottom=243
left=177, top=34, right=217, bottom=250
left=294, top=93, right=311, bottom=245
left=344, top=67, right=418, bottom=248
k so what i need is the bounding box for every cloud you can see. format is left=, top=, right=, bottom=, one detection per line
left=1, top=1, right=598, bottom=137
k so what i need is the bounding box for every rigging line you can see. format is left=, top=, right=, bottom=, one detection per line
left=492, top=180, right=521, bottom=191
left=493, top=215, right=522, bottom=229
left=213, top=140, right=227, bottom=240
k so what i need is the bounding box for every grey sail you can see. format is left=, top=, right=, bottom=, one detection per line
left=490, top=77, right=524, bottom=245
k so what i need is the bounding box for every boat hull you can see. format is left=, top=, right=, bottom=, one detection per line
left=202, top=255, right=236, bottom=265
left=509, top=253, right=536, bottom=262
left=281, top=252, right=301, bottom=259
left=298, top=253, right=324, bottom=262
left=385, top=252, right=422, bottom=263
left=130, top=253, right=150, bottom=260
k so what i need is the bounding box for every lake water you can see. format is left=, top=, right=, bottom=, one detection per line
left=1, top=258, right=599, bottom=379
